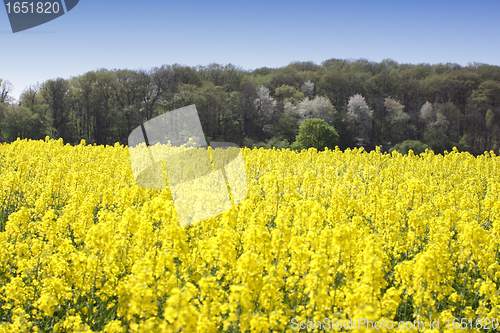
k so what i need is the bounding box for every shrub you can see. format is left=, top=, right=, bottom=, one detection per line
left=296, top=118, right=339, bottom=151
left=389, top=140, right=430, bottom=155
left=265, top=137, right=290, bottom=149
left=290, top=140, right=303, bottom=151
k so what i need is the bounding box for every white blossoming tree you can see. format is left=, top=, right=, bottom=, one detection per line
left=346, top=94, right=373, bottom=143
left=419, top=101, right=435, bottom=124
left=420, top=101, right=450, bottom=153
left=297, top=96, right=335, bottom=124
left=300, top=80, right=314, bottom=98
left=384, top=97, right=409, bottom=142
left=254, top=85, right=277, bottom=133
left=419, top=101, right=449, bottom=130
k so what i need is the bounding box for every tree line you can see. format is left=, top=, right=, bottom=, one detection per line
left=1, top=58, right=500, bottom=155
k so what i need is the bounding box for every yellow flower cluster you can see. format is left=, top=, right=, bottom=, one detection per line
left=1, top=138, right=499, bottom=332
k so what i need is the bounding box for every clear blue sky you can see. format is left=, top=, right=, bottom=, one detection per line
left=1, top=0, right=499, bottom=100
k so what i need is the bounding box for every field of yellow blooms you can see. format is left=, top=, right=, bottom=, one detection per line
left=1, top=138, right=500, bottom=333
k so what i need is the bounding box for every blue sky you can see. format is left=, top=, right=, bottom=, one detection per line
left=1, top=0, right=499, bottom=100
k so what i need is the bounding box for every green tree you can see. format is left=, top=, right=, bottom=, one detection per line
left=137, top=66, right=178, bottom=122
left=384, top=96, right=409, bottom=142
left=41, top=78, right=73, bottom=143
left=0, top=103, right=5, bottom=141
left=261, top=136, right=290, bottom=149
left=317, top=71, right=347, bottom=111
left=91, top=70, right=119, bottom=145
left=111, top=69, right=145, bottom=144
left=274, top=85, right=304, bottom=105
left=295, top=118, right=339, bottom=151
left=4, top=58, right=500, bottom=152
left=423, top=127, right=450, bottom=154
left=72, top=71, right=98, bottom=143
left=438, top=102, right=461, bottom=144
left=229, top=77, right=258, bottom=141
left=193, top=82, right=228, bottom=141
left=267, top=67, right=302, bottom=95
left=485, top=109, right=495, bottom=150
left=472, top=80, right=500, bottom=108
left=173, top=64, right=202, bottom=87
left=389, top=140, right=430, bottom=155
left=447, top=69, right=481, bottom=113
left=486, top=109, right=495, bottom=128
left=19, top=84, right=53, bottom=136
left=1, top=105, right=49, bottom=142
left=0, top=79, right=14, bottom=106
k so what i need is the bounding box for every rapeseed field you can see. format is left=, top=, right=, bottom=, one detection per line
left=0, top=138, right=499, bottom=332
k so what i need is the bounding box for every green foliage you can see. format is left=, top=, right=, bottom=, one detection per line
left=277, top=113, right=300, bottom=143
left=290, top=140, right=303, bottom=151
left=389, top=140, right=430, bottom=156
left=1, top=58, right=500, bottom=155
left=265, top=137, right=290, bottom=149
left=274, top=85, right=305, bottom=104
left=423, top=127, right=450, bottom=154
left=286, top=61, right=321, bottom=72
left=243, top=136, right=290, bottom=150
left=252, top=67, right=273, bottom=76
left=486, top=109, right=495, bottom=128
left=296, top=118, right=339, bottom=151
left=455, top=134, right=469, bottom=152
left=242, top=137, right=256, bottom=148
left=384, top=97, right=409, bottom=143
left=267, top=67, right=302, bottom=95
left=0, top=104, right=5, bottom=141
left=1, top=105, right=50, bottom=142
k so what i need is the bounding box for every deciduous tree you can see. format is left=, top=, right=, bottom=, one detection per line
left=254, top=85, right=276, bottom=133
left=384, top=97, right=409, bottom=142
left=296, top=118, right=339, bottom=151
left=300, top=80, right=314, bottom=98
left=0, top=79, right=14, bottom=106
left=297, top=96, right=335, bottom=124
left=346, top=94, right=373, bottom=143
